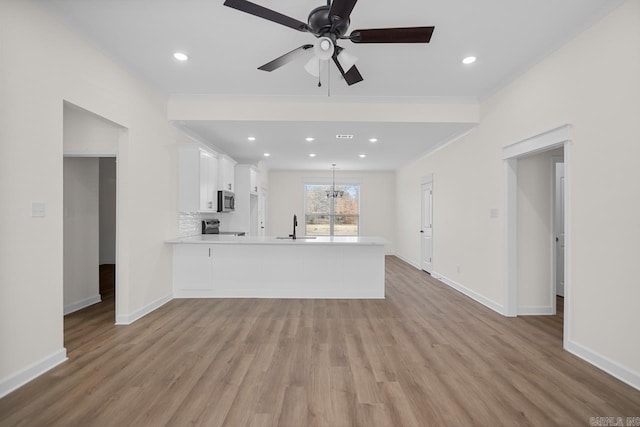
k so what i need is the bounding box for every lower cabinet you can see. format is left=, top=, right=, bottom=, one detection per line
left=172, top=243, right=385, bottom=298
left=173, top=245, right=213, bottom=292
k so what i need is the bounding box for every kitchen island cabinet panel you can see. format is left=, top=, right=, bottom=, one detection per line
left=169, top=235, right=386, bottom=299
left=173, top=244, right=213, bottom=292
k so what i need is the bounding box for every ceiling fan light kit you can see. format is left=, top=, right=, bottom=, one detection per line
left=223, top=0, right=434, bottom=87
left=304, top=57, right=321, bottom=77
left=336, top=49, right=358, bottom=72
left=314, top=37, right=335, bottom=60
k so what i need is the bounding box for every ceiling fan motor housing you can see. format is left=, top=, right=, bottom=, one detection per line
left=308, top=5, right=350, bottom=38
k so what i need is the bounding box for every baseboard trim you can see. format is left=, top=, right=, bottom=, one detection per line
left=518, top=305, right=554, bottom=315
left=432, top=271, right=505, bottom=315
left=0, top=349, right=67, bottom=399
left=566, top=339, right=640, bottom=391
left=64, top=294, right=102, bottom=315
left=115, top=294, right=172, bottom=325
left=394, top=253, right=421, bottom=270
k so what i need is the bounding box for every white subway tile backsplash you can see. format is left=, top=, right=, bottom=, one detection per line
left=179, top=212, right=217, bottom=237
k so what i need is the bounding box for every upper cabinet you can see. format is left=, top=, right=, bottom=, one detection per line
left=218, top=155, right=237, bottom=193
left=224, top=164, right=261, bottom=235
left=249, top=167, right=259, bottom=195
left=179, top=144, right=218, bottom=212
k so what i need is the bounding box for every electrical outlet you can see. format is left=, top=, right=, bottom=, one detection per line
left=456, top=265, right=461, bottom=273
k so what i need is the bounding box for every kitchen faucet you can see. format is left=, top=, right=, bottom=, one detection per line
left=289, top=214, right=297, bottom=240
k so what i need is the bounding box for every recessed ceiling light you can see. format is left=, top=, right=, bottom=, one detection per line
left=309, top=153, right=317, bottom=157
left=359, top=154, right=367, bottom=158
left=173, top=52, right=188, bottom=61
left=247, top=136, right=256, bottom=141
left=263, top=153, right=270, bottom=157
left=305, top=137, right=315, bottom=142
left=336, top=134, right=354, bottom=139
left=462, top=56, right=476, bottom=65
left=369, top=138, right=378, bottom=143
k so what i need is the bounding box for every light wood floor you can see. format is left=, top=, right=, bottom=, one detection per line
left=1, top=258, right=639, bottom=426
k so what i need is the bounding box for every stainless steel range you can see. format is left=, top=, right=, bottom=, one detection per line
left=202, top=219, right=246, bottom=236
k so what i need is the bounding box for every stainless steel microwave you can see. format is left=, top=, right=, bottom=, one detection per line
left=217, top=190, right=235, bottom=212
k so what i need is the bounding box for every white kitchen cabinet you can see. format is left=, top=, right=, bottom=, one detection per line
left=168, top=237, right=387, bottom=299
left=224, top=164, right=260, bottom=235
left=179, top=144, right=218, bottom=212
left=249, top=167, right=259, bottom=195
left=218, top=155, right=236, bottom=192
left=173, top=245, right=213, bottom=293
left=199, top=151, right=218, bottom=211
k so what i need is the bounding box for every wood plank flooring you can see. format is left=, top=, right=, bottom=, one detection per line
left=1, top=257, right=639, bottom=426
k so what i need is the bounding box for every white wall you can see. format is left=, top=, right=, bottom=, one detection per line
left=99, top=158, right=116, bottom=265
left=517, top=148, right=563, bottom=313
left=396, top=0, right=640, bottom=386
left=268, top=170, right=396, bottom=253
left=0, top=0, right=182, bottom=393
left=63, top=103, right=120, bottom=153
left=63, top=158, right=100, bottom=313
left=396, top=134, right=503, bottom=303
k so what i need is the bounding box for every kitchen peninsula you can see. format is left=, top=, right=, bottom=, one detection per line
left=167, top=235, right=387, bottom=299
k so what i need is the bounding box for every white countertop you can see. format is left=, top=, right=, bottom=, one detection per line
left=166, top=234, right=388, bottom=246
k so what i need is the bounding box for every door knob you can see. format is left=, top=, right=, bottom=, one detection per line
left=420, top=230, right=424, bottom=233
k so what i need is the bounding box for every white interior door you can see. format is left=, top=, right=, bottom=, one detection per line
left=555, top=163, right=565, bottom=297
left=421, top=182, right=433, bottom=273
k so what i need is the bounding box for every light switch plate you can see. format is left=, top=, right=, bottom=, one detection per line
left=490, top=208, right=499, bottom=219
left=31, top=202, right=46, bottom=217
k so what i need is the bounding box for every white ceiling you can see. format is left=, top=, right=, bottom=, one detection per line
left=39, top=0, right=622, bottom=170
left=179, top=120, right=475, bottom=170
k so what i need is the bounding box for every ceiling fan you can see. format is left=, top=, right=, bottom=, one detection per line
left=223, top=0, right=435, bottom=86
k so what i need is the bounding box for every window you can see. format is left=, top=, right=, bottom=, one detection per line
left=305, top=183, right=360, bottom=236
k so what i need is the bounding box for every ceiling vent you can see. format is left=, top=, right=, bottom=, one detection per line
left=336, top=134, right=354, bottom=139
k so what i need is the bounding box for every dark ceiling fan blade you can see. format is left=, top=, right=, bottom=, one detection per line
left=350, top=26, right=435, bottom=43
left=342, top=65, right=364, bottom=86
left=328, top=0, right=358, bottom=22
left=332, top=53, right=363, bottom=86
left=223, top=0, right=310, bottom=32
left=258, top=45, right=313, bottom=72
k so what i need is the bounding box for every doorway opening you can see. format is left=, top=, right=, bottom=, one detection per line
left=62, top=101, right=126, bottom=353
left=503, top=124, right=571, bottom=349
left=98, top=157, right=117, bottom=317
left=63, top=156, right=117, bottom=351
left=553, top=157, right=565, bottom=300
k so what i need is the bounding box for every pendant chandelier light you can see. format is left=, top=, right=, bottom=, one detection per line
left=326, top=163, right=344, bottom=198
